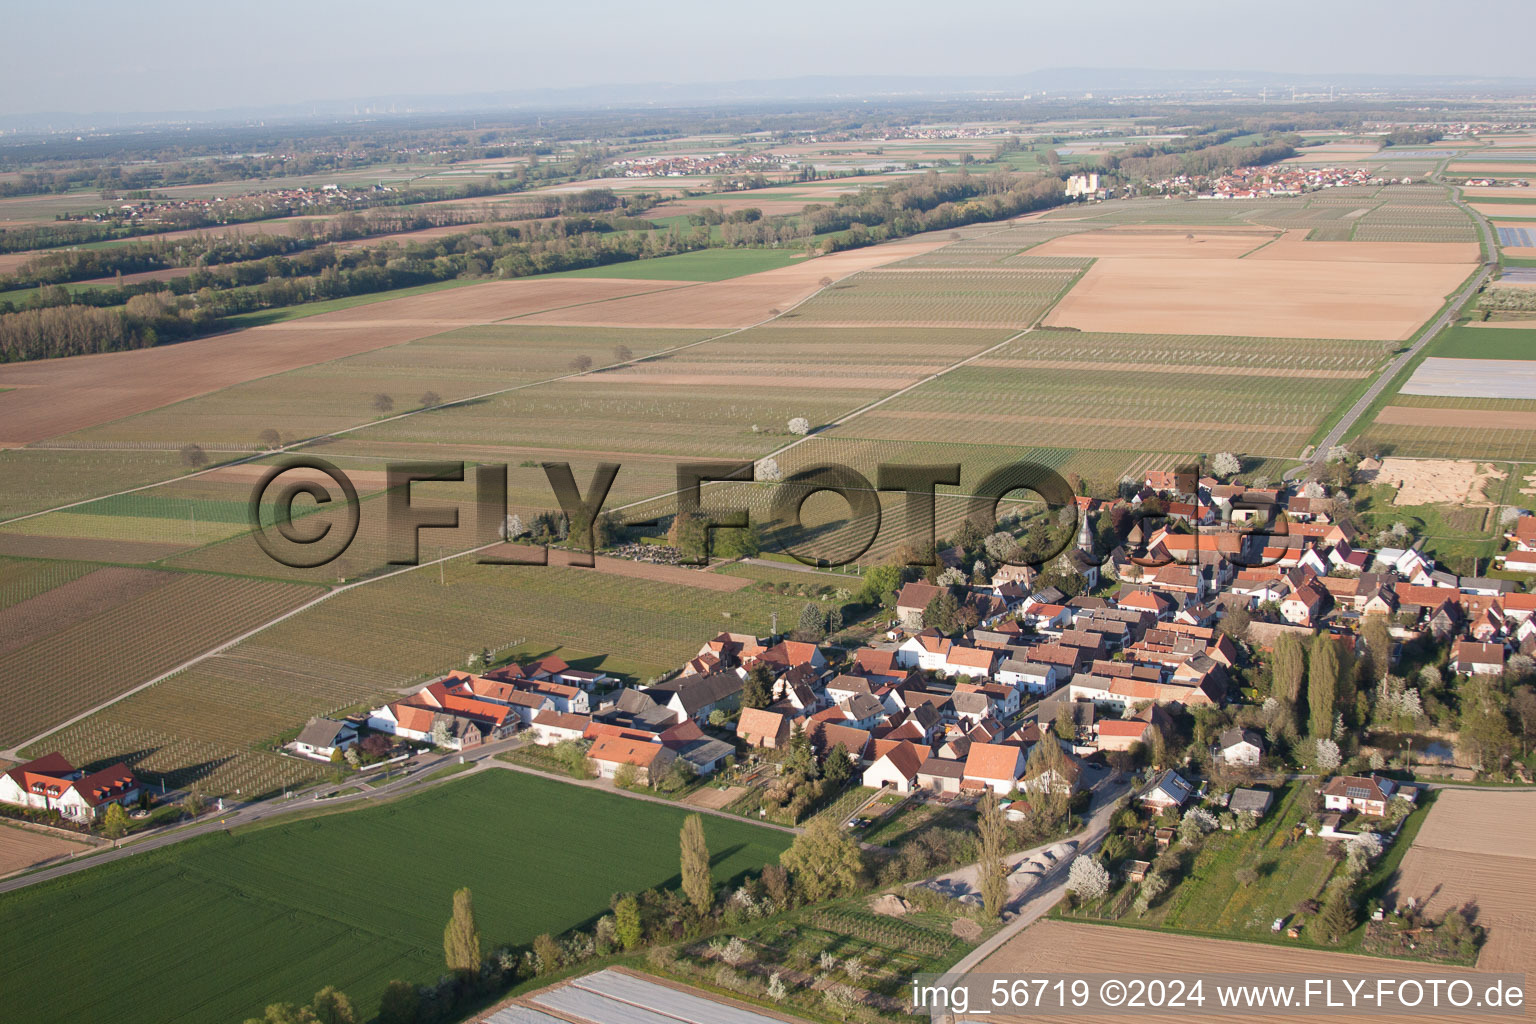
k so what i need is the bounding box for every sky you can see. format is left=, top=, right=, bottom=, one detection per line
left=11, top=0, right=1536, bottom=117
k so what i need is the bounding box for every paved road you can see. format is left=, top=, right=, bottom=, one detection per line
left=1284, top=176, right=1499, bottom=482
left=937, top=773, right=1132, bottom=977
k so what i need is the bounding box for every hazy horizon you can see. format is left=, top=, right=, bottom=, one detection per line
left=15, top=0, right=1536, bottom=119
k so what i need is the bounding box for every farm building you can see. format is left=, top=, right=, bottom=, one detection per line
left=0, top=753, right=140, bottom=823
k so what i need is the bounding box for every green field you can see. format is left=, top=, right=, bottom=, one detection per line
left=1429, top=323, right=1536, bottom=359
left=546, top=247, right=806, bottom=281
left=782, top=266, right=1080, bottom=326
left=0, top=770, right=791, bottom=1024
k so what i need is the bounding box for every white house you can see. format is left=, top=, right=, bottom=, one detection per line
left=862, top=741, right=925, bottom=793
left=0, top=753, right=140, bottom=823
left=996, top=659, right=1061, bottom=696
left=291, top=717, right=358, bottom=761
left=1214, top=727, right=1263, bottom=767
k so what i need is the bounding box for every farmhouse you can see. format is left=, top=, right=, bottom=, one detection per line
left=0, top=753, right=140, bottom=823
left=916, top=756, right=966, bottom=794
left=736, top=707, right=791, bottom=748
left=291, top=717, right=358, bottom=762
left=530, top=710, right=590, bottom=744
left=962, top=742, right=1025, bottom=795
left=1452, top=639, right=1505, bottom=676
left=643, top=671, right=744, bottom=724
left=862, top=741, right=925, bottom=793
left=588, top=735, right=676, bottom=784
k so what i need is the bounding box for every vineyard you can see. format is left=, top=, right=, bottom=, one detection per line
left=780, top=266, right=1082, bottom=327
left=1, top=572, right=320, bottom=748
left=1351, top=201, right=1481, bottom=243
left=983, top=330, right=1395, bottom=373
left=825, top=360, right=1364, bottom=456
left=59, top=325, right=717, bottom=450
left=0, top=447, right=192, bottom=521
left=0, top=556, right=95, bottom=610
left=23, top=559, right=817, bottom=794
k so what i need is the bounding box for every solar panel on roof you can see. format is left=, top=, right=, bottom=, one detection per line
left=1345, top=786, right=1371, bottom=799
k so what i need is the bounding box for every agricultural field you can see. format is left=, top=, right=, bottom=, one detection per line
left=1389, top=789, right=1536, bottom=972
left=23, top=558, right=817, bottom=795
left=0, top=276, right=689, bottom=447
left=1400, top=357, right=1536, bottom=400
left=55, top=325, right=719, bottom=449
left=0, top=770, right=791, bottom=1024
left=980, top=920, right=1527, bottom=1024
left=818, top=328, right=1387, bottom=458
left=0, top=569, right=320, bottom=749
left=1359, top=394, right=1536, bottom=461
left=0, top=822, right=93, bottom=876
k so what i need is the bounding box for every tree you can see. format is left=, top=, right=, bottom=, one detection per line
left=182, top=784, right=205, bottom=819
left=372, top=393, right=394, bottom=414
left=1134, top=873, right=1167, bottom=916
left=309, top=987, right=356, bottom=1024
left=978, top=791, right=1009, bottom=918
left=1271, top=632, right=1306, bottom=706
left=1319, top=885, right=1356, bottom=944
left=755, top=456, right=782, bottom=482
left=923, top=589, right=960, bottom=633
left=823, top=742, right=854, bottom=787
left=1512, top=685, right=1536, bottom=755
left=378, top=981, right=418, bottom=1024
left=419, top=390, right=441, bottom=408
left=1458, top=677, right=1516, bottom=771
left=681, top=813, right=713, bottom=915
left=794, top=602, right=827, bottom=642
left=858, top=563, right=907, bottom=608
left=258, top=428, right=282, bottom=449
left=1313, top=737, right=1342, bottom=773
left=1360, top=613, right=1392, bottom=684
left=569, top=354, right=593, bottom=372
left=180, top=443, right=208, bottom=470
left=788, top=416, right=810, bottom=436
left=742, top=665, right=773, bottom=710
left=1234, top=867, right=1259, bottom=887
left=614, top=894, right=643, bottom=950
left=613, top=343, right=633, bottom=362
left=1308, top=633, right=1340, bottom=738
left=1067, top=855, right=1110, bottom=902
left=101, top=802, right=131, bottom=839
left=443, top=886, right=481, bottom=976
left=1211, top=452, right=1242, bottom=479
left=1053, top=702, right=1077, bottom=743
left=779, top=817, right=864, bottom=902
left=533, top=933, right=562, bottom=974
left=614, top=763, right=640, bottom=790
